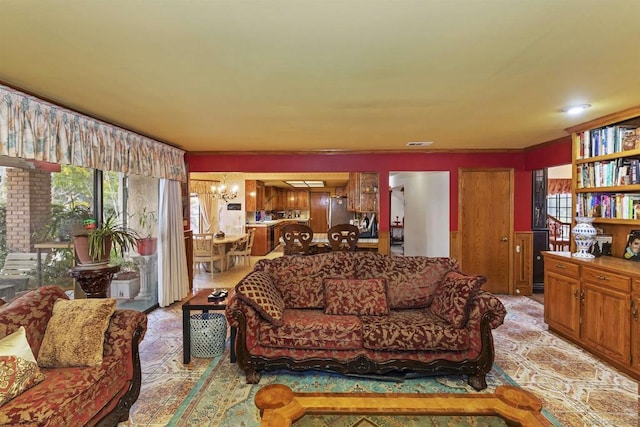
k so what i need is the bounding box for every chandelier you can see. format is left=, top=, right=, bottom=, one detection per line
left=211, top=176, right=238, bottom=203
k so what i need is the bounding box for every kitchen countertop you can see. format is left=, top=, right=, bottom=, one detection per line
left=247, top=219, right=309, bottom=227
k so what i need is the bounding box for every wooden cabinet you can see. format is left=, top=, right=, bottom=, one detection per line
left=245, top=180, right=265, bottom=212
left=295, top=189, right=309, bottom=209
left=632, top=280, right=640, bottom=372
left=346, top=172, right=379, bottom=213
left=543, top=252, right=639, bottom=380
left=581, top=273, right=630, bottom=365
left=567, top=107, right=640, bottom=256
left=247, top=226, right=268, bottom=256
left=284, top=189, right=309, bottom=210
left=544, top=258, right=580, bottom=339
left=264, top=186, right=278, bottom=211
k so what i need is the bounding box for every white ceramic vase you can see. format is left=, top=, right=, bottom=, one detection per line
left=572, top=216, right=597, bottom=259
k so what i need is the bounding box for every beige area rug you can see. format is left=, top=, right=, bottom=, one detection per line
left=494, top=296, right=638, bottom=426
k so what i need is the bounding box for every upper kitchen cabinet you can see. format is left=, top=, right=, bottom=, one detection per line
left=264, top=186, right=278, bottom=211
left=285, top=189, right=310, bottom=210
left=347, top=172, right=379, bottom=212
left=245, top=180, right=265, bottom=212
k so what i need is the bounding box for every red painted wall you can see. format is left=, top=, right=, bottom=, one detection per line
left=186, top=140, right=572, bottom=233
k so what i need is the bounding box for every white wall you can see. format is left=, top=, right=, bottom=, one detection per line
left=390, top=172, right=449, bottom=256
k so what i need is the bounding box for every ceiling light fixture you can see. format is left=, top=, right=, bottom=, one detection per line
left=563, top=104, right=591, bottom=115
left=285, top=180, right=325, bottom=188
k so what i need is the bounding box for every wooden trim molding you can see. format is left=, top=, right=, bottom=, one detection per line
left=514, top=232, right=533, bottom=296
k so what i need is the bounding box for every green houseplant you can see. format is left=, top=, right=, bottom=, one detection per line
left=133, top=208, right=158, bottom=256
left=74, top=213, right=139, bottom=264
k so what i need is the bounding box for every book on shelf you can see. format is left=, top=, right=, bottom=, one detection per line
left=577, top=124, right=639, bottom=159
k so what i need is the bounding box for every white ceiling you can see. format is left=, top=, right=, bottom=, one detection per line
left=1, top=1, right=639, bottom=154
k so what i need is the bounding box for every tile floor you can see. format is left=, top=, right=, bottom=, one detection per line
left=122, top=253, right=639, bottom=426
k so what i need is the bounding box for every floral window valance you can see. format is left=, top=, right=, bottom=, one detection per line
left=548, top=179, right=571, bottom=195
left=0, top=85, right=186, bottom=181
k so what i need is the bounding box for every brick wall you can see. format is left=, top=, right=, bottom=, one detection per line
left=6, top=168, right=52, bottom=252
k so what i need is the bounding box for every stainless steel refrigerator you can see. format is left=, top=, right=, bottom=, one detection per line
left=328, top=197, right=352, bottom=228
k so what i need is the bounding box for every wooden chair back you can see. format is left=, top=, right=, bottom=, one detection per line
left=327, top=224, right=359, bottom=252
left=282, top=223, right=315, bottom=255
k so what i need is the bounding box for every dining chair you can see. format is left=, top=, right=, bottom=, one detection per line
left=226, top=229, right=255, bottom=268
left=281, top=223, right=316, bottom=255
left=327, top=223, right=359, bottom=252
left=193, top=233, right=224, bottom=278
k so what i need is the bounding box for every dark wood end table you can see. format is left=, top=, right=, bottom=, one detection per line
left=182, top=288, right=236, bottom=364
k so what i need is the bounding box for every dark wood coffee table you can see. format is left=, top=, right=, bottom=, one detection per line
left=182, top=288, right=236, bottom=364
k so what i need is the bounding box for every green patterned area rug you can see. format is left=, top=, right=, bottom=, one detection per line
left=168, top=350, right=561, bottom=427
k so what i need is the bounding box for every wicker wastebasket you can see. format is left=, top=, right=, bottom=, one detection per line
left=190, top=313, right=227, bottom=358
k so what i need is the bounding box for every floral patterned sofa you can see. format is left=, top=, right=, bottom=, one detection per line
left=0, top=286, right=147, bottom=426
left=226, top=251, right=506, bottom=391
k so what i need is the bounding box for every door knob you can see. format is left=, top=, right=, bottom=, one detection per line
left=501, top=237, right=508, bottom=242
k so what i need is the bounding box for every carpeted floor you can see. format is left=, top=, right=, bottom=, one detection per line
left=123, top=264, right=639, bottom=427
left=167, top=350, right=555, bottom=426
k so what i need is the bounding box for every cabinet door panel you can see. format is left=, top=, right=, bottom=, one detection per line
left=632, top=292, right=640, bottom=373
left=544, top=271, right=580, bottom=339
left=581, top=281, right=630, bottom=364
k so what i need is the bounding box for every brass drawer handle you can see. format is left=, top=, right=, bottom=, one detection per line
left=596, top=275, right=608, bottom=281
left=555, top=264, right=566, bottom=269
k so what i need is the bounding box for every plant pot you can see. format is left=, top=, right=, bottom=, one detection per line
left=137, top=237, right=157, bottom=256
left=73, top=235, right=112, bottom=265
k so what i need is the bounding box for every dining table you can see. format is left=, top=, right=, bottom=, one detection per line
left=211, top=234, right=245, bottom=271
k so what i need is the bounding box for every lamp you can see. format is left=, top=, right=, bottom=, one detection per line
left=211, top=176, right=239, bottom=238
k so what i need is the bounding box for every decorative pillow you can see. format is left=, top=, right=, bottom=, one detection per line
left=0, top=327, right=36, bottom=363
left=324, top=278, right=389, bottom=316
left=38, top=298, right=116, bottom=368
left=430, top=271, right=486, bottom=328
left=235, top=272, right=285, bottom=326
left=0, top=327, right=45, bottom=406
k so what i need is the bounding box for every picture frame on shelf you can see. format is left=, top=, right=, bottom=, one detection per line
left=622, top=230, right=640, bottom=262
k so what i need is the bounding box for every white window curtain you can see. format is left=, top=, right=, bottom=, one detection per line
left=158, top=179, right=189, bottom=307
left=197, top=193, right=214, bottom=233
left=190, top=179, right=219, bottom=234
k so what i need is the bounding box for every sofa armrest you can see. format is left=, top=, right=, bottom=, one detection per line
left=103, top=309, right=147, bottom=361
left=466, top=291, right=506, bottom=329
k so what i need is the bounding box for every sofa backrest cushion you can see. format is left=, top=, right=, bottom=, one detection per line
left=38, top=298, right=116, bottom=368
left=0, top=286, right=68, bottom=358
left=254, top=252, right=357, bottom=308
left=324, top=278, right=389, bottom=316
left=353, top=252, right=460, bottom=309
left=236, top=271, right=285, bottom=326
left=430, top=271, right=486, bottom=328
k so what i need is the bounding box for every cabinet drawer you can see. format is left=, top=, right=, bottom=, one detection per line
left=582, top=267, right=630, bottom=292
left=546, top=259, right=579, bottom=278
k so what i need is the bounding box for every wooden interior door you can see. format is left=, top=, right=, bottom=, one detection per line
left=459, top=169, right=513, bottom=294
left=310, top=192, right=330, bottom=233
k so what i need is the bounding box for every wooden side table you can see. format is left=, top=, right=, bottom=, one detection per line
left=69, top=265, right=120, bottom=298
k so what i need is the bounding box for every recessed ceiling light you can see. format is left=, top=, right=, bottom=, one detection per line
left=285, top=180, right=325, bottom=188
left=563, top=104, right=591, bottom=115
left=406, top=141, right=433, bottom=147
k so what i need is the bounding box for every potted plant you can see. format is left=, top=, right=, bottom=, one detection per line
left=74, top=213, right=139, bottom=265
left=46, top=202, right=93, bottom=242
left=133, top=208, right=158, bottom=256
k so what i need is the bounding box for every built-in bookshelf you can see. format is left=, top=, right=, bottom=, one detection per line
left=567, top=106, right=640, bottom=256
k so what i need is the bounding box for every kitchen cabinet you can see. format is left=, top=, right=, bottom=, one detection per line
left=347, top=172, right=379, bottom=213
left=295, top=190, right=309, bottom=209
left=247, top=226, right=268, bottom=256
left=264, top=186, right=278, bottom=211
left=245, top=180, right=265, bottom=212
left=543, top=251, right=639, bottom=380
